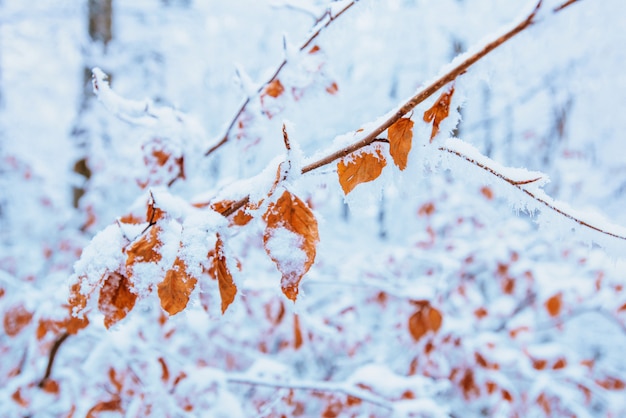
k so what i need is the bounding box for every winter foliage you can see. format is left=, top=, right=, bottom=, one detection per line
left=2, top=0, right=626, bottom=416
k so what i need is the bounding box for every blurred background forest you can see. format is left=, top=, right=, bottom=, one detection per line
left=1, top=0, right=626, bottom=416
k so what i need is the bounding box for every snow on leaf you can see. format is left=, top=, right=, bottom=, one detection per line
left=388, top=117, right=414, bottom=170
left=3, top=304, right=33, bottom=337
left=209, top=234, right=237, bottom=313
left=158, top=256, right=197, bottom=315
left=423, top=86, right=455, bottom=142
left=210, top=200, right=253, bottom=226
left=545, top=293, right=562, bottom=317
left=147, top=195, right=166, bottom=224
left=408, top=302, right=442, bottom=342
left=125, top=226, right=163, bottom=278
left=263, top=190, right=319, bottom=301
left=98, top=272, right=137, bottom=329
left=337, top=145, right=386, bottom=195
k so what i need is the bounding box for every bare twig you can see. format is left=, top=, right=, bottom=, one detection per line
left=440, top=146, right=626, bottom=241
left=554, top=0, right=580, bottom=12
left=227, top=373, right=393, bottom=410
left=205, top=1, right=358, bottom=156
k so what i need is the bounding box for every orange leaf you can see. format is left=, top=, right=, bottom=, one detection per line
left=423, top=86, right=455, bottom=142
left=86, top=397, right=122, bottom=418
left=263, top=190, right=319, bottom=301
left=388, top=117, right=414, bottom=170
left=294, top=314, right=303, bottom=349
left=12, top=388, right=28, bottom=407
left=532, top=358, right=547, bottom=370
left=98, top=272, right=137, bottom=329
left=68, top=281, right=88, bottom=315
left=418, top=202, right=435, bottom=217
left=3, top=305, right=33, bottom=337
left=460, top=369, right=480, bottom=400
left=109, top=368, right=123, bottom=393
left=210, top=200, right=253, bottom=226
left=265, top=79, right=285, bottom=98
left=158, top=357, right=170, bottom=383
left=545, top=293, right=562, bottom=317
left=41, top=379, right=60, bottom=394
left=126, top=226, right=162, bottom=277
left=158, top=257, right=197, bottom=315
left=408, top=302, right=442, bottom=342
left=597, top=376, right=626, bottom=390
left=146, top=197, right=165, bottom=224
left=480, top=186, right=494, bottom=200
left=337, top=146, right=386, bottom=195
left=119, top=213, right=143, bottom=225
left=553, top=358, right=567, bottom=370
left=210, top=235, right=237, bottom=313
left=326, top=81, right=339, bottom=95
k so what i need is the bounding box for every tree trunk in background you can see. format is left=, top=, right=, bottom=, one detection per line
left=72, top=0, right=112, bottom=209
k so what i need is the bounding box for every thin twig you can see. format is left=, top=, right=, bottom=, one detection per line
left=205, top=1, right=358, bottom=156
left=440, top=146, right=626, bottom=241
left=227, top=373, right=393, bottom=410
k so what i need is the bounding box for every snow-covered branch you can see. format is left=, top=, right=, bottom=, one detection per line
left=440, top=138, right=626, bottom=244
left=302, top=0, right=580, bottom=174
left=204, top=0, right=358, bottom=156
left=91, top=67, right=186, bottom=127
left=227, top=373, right=393, bottom=410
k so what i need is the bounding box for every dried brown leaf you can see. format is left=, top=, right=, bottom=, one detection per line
left=294, top=314, right=303, bottom=349
left=326, top=81, right=339, bottom=95
left=423, top=86, right=455, bottom=142
left=86, top=397, right=122, bottom=418
left=408, top=302, right=443, bottom=342
left=210, top=200, right=253, bottom=226
left=545, top=293, right=562, bottom=317
left=388, top=117, right=414, bottom=170
left=3, top=305, right=33, bottom=337
left=265, top=79, right=285, bottom=98
left=337, top=146, right=386, bottom=195
left=158, top=257, right=197, bottom=315
left=98, top=272, right=137, bottom=329
left=263, top=190, right=319, bottom=301
left=146, top=198, right=165, bottom=224
left=126, top=226, right=163, bottom=276
left=211, top=235, right=237, bottom=313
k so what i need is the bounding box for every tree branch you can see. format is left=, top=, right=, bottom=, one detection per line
left=217, top=0, right=582, bottom=220
left=301, top=0, right=551, bottom=174
left=204, top=1, right=358, bottom=156
left=227, top=373, right=393, bottom=410
left=439, top=144, right=626, bottom=241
